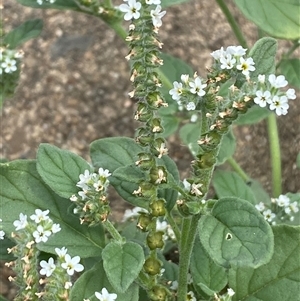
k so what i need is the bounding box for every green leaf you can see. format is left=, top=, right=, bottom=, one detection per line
left=0, top=295, right=9, bottom=301
left=90, top=137, right=179, bottom=210
left=161, top=0, right=191, bottom=8
left=0, top=237, right=16, bottom=261
left=191, top=237, right=227, bottom=296
left=213, top=170, right=257, bottom=204
left=90, top=137, right=143, bottom=172
left=279, top=58, right=300, bottom=90
left=70, top=260, right=139, bottom=301
left=248, top=37, right=277, bottom=80
left=37, top=143, right=93, bottom=199
left=179, top=122, right=201, bottom=156
left=0, top=160, right=105, bottom=257
left=246, top=179, right=271, bottom=206
left=234, top=0, right=300, bottom=40
left=102, top=241, right=144, bottom=293
left=198, top=197, right=274, bottom=269
left=3, top=19, right=43, bottom=49
left=16, top=0, right=80, bottom=10
left=216, top=129, right=236, bottom=165
left=159, top=115, right=180, bottom=138
left=234, top=105, right=271, bottom=125
left=229, top=225, right=300, bottom=301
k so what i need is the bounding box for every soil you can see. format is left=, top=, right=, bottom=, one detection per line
left=0, top=0, right=299, bottom=299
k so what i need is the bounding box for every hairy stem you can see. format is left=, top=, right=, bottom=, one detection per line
left=215, top=0, right=248, bottom=49
left=267, top=113, right=282, bottom=197
left=177, top=215, right=200, bottom=301
left=227, top=156, right=250, bottom=182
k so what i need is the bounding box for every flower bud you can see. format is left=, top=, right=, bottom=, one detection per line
left=144, top=257, right=161, bottom=275
left=149, top=199, right=166, bottom=217
left=135, top=127, right=153, bottom=146
left=147, top=118, right=164, bottom=133
left=149, top=166, right=167, bottom=185
left=134, top=103, right=153, bottom=122
left=147, top=231, right=164, bottom=250
left=137, top=213, right=152, bottom=232
left=149, top=285, right=169, bottom=301
left=195, top=153, right=216, bottom=169
left=136, top=153, right=155, bottom=170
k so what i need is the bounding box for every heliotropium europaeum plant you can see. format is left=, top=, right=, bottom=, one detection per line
left=0, top=0, right=300, bottom=301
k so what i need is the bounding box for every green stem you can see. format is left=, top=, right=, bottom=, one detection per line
left=227, top=156, right=250, bottom=182
left=215, top=0, right=248, bottom=49
left=177, top=215, right=200, bottom=301
left=109, top=22, right=128, bottom=40
left=267, top=113, right=282, bottom=197
left=103, top=219, right=124, bottom=242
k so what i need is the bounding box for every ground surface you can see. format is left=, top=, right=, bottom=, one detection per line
left=1, top=0, right=299, bottom=299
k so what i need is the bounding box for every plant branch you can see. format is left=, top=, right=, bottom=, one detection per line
left=227, top=156, right=250, bottom=182
left=267, top=113, right=282, bottom=197
left=215, top=0, right=248, bottom=49
left=177, top=215, right=200, bottom=301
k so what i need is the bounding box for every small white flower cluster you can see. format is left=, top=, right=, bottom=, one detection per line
left=13, top=209, right=61, bottom=243
left=122, top=206, right=148, bottom=221
left=216, top=288, right=235, bottom=301
left=211, top=45, right=255, bottom=78
left=0, top=218, right=5, bottom=240
left=169, top=74, right=207, bottom=111
left=255, top=194, right=299, bottom=224
left=40, top=247, right=84, bottom=277
left=253, top=74, right=296, bottom=116
left=0, top=47, right=23, bottom=75
left=95, top=288, right=117, bottom=301
left=36, top=0, right=55, bottom=5
left=119, top=0, right=166, bottom=28
left=71, top=168, right=111, bottom=203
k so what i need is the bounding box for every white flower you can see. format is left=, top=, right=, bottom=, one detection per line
left=61, top=254, right=84, bottom=275
left=210, top=47, right=225, bottom=60
left=119, top=0, right=141, bottom=21
left=286, top=88, right=296, bottom=100
left=40, top=257, right=56, bottom=277
left=98, top=167, right=111, bottom=178
left=1, top=57, right=17, bottom=73
left=187, top=273, right=193, bottom=284
left=255, top=202, right=265, bottom=212
left=122, top=207, right=148, bottom=222
left=30, top=209, right=50, bottom=223
left=170, top=280, right=178, bottom=290
left=0, top=230, right=5, bottom=240
left=70, top=194, right=78, bottom=202
left=254, top=90, right=271, bottom=107
left=181, top=74, right=189, bottom=84
left=269, top=95, right=289, bottom=116
left=146, top=0, right=161, bottom=4
left=258, top=74, right=265, bottom=83
left=236, top=57, right=255, bottom=77
left=78, top=190, right=88, bottom=200
left=187, top=291, right=196, bottom=301
left=227, top=288, right=235, bottom=297
left=186, top=102, right=196, bottom=111
left=169, top=81, right=183, bottom=101
left=220, top=53, right=236, bottom=69
left=263, top=209, right=276, bottom=222
left=156, top=220, right=168, bottom=231
left=268, top=74, right=288, bottom=88
left=13, top=213, right=28, bottom=230
left=190, top=183, right=203, bottom=196
left=51, top=223, right=61, bottom=233
left=77, top=170, right=93, bottom=189
left=189, top=77, right=207, bottom=96
left=276, top=194, right=290, bottom=207
left=55, top=247, right=68, bottom=258
left=226, top=45, right=247, bottom=57
left=33, top=225, right=52, bottom=243
left=150, top=5, right=166, bottom=28
left=95, top=288, right=117, bottom=301
left=64, top=282, right=72, bottom=289
left=190, top=114, right=198, bottom=122
left=289, top=201, right=299, bottom=213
